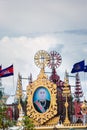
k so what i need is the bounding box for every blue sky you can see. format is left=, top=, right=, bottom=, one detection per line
left=0, top=0, right=87, bottom=100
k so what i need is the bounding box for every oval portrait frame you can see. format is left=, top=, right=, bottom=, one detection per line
left=27, top=72, right=57, bottom=125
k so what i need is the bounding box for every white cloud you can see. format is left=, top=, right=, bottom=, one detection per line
left=0, top=0, right=87, bottom=36
left=0, top=0, right=87, bottom=100
left=0, top=34, right=87, bottom=99
left=0, top=35, right=60, bottom=94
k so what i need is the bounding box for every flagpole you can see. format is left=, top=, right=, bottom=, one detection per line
left=83, top=71, right=86, bottom=98
left=12, top=64, right=15, bottom=96
left=84, top=58, right=86, bottom=98
left=12, top=75, right=15, bottom=95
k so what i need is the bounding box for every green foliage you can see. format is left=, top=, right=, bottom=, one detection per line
left=0, top=102, right=16, bottom=129
left=0, top=91, right=3, bottom=99
left=8, top=120, right=16, bottom=127
left=23, top=116, right=35, bottom=130
left=0, top=103, right=7, bottom=128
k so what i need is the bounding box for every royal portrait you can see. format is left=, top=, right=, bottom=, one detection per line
left=33, top=86, right=51, bottom=113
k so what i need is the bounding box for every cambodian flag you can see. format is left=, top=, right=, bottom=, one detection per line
left=0, top=64, right=14, bottom=78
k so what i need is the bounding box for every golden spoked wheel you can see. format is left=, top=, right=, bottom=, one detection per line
left=34, top=50, right=50, bottom=69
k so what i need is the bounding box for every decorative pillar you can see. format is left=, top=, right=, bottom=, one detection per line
left=62, top=71, right=70, bottom=125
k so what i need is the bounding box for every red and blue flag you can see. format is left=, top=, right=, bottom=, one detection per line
left=0, top=64, right=14, bottom=78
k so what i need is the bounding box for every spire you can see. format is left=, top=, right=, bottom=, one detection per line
left=15, top=73, right=24, bottom=123
left=49, top=67, right=60, bottom=83
left=16, top=73, right=23, bottom=101
left=74, top=72, right=83, bottom=101
left=65, top=70, right=69, bottom=84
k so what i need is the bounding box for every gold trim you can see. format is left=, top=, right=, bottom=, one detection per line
left=27, top=69, right=57, bottom=125
left=34, top=50, right=50, bottom=69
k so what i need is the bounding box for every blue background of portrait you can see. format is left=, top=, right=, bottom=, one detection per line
left=33, top=86, right=51, bottom=102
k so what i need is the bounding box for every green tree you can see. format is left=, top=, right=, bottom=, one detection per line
left=0, top=102, right=15, bottom=129
left=23, top=116, right=35, bottom=130
left=0, top=102, right=7, bottom=129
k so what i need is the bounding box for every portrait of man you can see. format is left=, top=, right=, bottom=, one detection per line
left=33, top=87, right=50, bottom=113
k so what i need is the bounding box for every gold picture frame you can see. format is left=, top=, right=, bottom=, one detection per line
left=27, top=69, right=57, bottom=125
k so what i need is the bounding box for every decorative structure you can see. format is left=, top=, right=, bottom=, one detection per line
left=27, top=50, right=58, bottom=125
left=26, top=50, right=87, bottom=129
left=15, top=73, right=24, bottom=125
left=48, top=51, right=62, bottom=69
left=74, top=72, right=83, bottom=122
left=16, top=73, right=23, bottom=103
left=74, top=72, right=83, bottom=101
left=34, top=50, right=50, bottom=69
left=17, top=103, right=24, bottom=126
left=62, top=71, right=70, bottom=125
left=48, top=51, right=63, bottom=86
left=48, top=51, right=64, bottom=121
left=9, top=50, right=87, bottom=129
left=81, top=100, right=87, bottom=114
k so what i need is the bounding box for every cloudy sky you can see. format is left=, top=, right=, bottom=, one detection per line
left=0, top=0, right=87, bottom=99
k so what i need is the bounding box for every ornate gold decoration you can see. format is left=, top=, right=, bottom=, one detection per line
left=16, top=73, right=22, bottom=100
left=45, top=116, right=60, bottom=125
left=27, top=68, right=57, bottom=125
left=34, top=50, right=50, bottom=69
left=81, top=100, right=87, bottom=114
left=15, top=73, right=24, bottom=126
left=17, top=103, right=24, bottom=126
left=62, top=71, right=70, bottom=125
